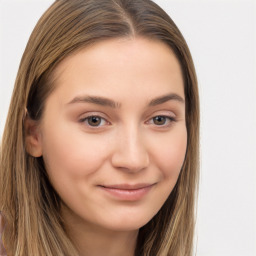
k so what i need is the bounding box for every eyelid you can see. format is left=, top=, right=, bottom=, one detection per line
left=79, top=111, right=110, bottom=121
left=145, top=111, right=177, bottom=127
left=79, top=113, right=111, bottom=128
left=146, top=110, right=176, bottom=120
left=147, top=115, right=176, bottom=124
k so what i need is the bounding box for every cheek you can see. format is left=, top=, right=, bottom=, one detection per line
left=41, top=124, right=109, bottom=181
left=152, top=127, right=187, bottom=179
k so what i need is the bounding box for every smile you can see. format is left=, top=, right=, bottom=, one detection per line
left=98, top=183, right=155, bottom=201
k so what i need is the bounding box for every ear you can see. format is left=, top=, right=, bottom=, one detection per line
left=24, top=116, right=43, bottom=157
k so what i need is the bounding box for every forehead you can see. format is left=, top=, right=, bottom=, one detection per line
left=49, top=37, right=184, bottom=104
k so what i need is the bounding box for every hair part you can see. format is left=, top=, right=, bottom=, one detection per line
left=0, top=0, right=199, bottom=255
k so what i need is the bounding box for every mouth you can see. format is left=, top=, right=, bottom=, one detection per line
left=97, top=183, right=155, bottom=201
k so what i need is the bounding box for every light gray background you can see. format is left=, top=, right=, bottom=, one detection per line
left=0, top=0, right=256, bottom=255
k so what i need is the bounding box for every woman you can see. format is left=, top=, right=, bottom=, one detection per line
left=0, top=0, right=199, bottom=255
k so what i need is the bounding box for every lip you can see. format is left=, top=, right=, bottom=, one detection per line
left=98, top=183, right=155, bottom=201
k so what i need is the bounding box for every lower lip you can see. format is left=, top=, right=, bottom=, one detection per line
left=98, top=185, right=153, bottom=201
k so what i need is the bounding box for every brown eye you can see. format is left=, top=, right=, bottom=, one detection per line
left=153, top=116, right=167, bottom=125
left=86, top=116, right=102, bottom=127
left=80, top=115, right=109, bottom=128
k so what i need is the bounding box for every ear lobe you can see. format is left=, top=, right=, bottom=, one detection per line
left=24, top=117, right=43, bottom=157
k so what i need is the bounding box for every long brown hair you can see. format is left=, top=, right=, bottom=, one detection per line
left=0, top=0, right=199, bottom=255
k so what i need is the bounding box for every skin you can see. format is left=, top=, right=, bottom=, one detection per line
left=26, top=37, right=187, bottom=256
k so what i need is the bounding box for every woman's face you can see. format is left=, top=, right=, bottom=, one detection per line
left=31, top=37, right=187, bottom=231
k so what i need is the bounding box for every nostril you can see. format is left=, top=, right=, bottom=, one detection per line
left=111, top=130, right=149, bottom=172
left=111, top=149, right=149, bottom=172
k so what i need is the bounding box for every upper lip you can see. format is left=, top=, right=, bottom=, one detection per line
left=99, top=183, right=155, bottom=190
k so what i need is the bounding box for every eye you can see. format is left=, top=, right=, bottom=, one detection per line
left=148, top=115, right=176, bottom=126
left=80, top=116, right=108, bottom=127
left=153, top=116, right=168, bottom=125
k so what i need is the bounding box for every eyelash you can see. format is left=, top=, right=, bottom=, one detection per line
left=79, top=115, right=109, bottom=128
left=79, top=115, right=176, bottom=128
left=147, top=115, right=176, bottom=127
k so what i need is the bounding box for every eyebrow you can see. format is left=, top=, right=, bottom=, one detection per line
left=148, top=93, right=185, bottom=106
left=67, top=93, right=184, bottom=108
left=67, top=95, right=121, bottom=108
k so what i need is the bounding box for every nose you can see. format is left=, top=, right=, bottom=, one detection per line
left=111, top=125, right=149, bottom=173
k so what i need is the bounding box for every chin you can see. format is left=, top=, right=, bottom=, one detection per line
left=99, top=211, right=156, bottom=232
